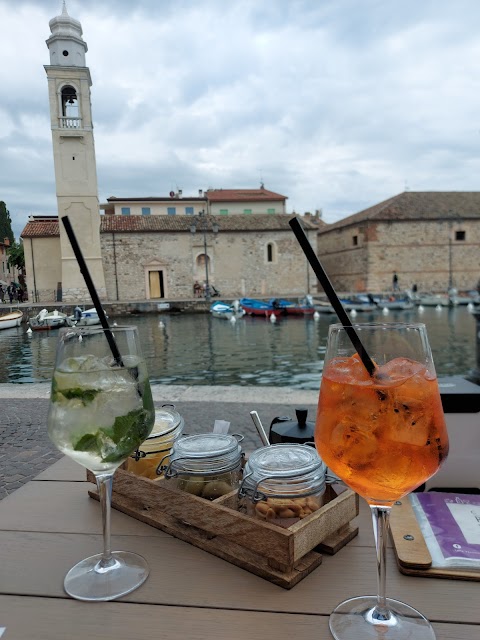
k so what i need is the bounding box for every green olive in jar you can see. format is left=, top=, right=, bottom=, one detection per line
left=178, top=476, right=203, bottom=496
left=201, top=479, right=233, bottom=499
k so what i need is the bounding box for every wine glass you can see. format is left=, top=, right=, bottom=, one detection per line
left=47, top=325, right=155, bottom=601
left=315, top=322, right=449, bottom=640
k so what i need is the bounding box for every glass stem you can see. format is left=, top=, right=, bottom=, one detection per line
left=96, top=473, right=116, bottom=569
left=370, top=505, right=392, bottom=621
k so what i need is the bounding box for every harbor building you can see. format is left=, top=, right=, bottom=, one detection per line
left=316, top=191, right=480, bottom=293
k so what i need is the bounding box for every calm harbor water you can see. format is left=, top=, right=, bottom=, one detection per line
left=0, top=306, right=477, bottom=388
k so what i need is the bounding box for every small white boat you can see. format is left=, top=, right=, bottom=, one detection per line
left=0, top=310, right=23, bottom=330
left=66, top=307, right=102, bottom=327
left=313, top=300, right=335, bottom=314
left=416, top=294, right=450, bottom=307
left=450, top=292, right=480, bottom=306
left=29, top=309, right=68, bottom=331
left=372, top=296, right=415, bottom=311
left=340, top=296, right=377, bottom=312
left=210, top=301, right=245, bottom=320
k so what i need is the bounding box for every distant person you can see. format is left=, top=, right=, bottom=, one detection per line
left=412, top=283, right=418, bottom=294
left=17, top=288, right=24, bottom=303
left=7, top=286, right=13, bottom=303
left=193, top=281, right=201, bottom=298
left=392, top=272, right=399, bottom=291
left=0, top=286, right=4, bottom=303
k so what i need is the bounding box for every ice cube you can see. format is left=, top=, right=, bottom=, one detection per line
left=376, top=358, right=426, bottom=388
left=330, top=421, right=379, bottom=469
left=386, top=392, right=432, bottom=447
left=326, top=355, right=374, bottom=387
left=77, top=355, right=111, bottom=372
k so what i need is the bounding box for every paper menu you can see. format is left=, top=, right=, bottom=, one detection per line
left=410, top=492, right=480, bottom=569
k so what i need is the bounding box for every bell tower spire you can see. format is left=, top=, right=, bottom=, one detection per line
left=44, top=2, right=106, bottom=302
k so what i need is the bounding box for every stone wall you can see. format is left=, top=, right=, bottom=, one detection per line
left=317, top=219, right=480, bottom=292
left=100, top=228, right=317, bottom=301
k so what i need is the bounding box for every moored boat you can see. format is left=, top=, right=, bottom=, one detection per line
left=0, top=310, right=23, bottom=330
left=210, top=301, right=245, bottom=320
left=29, top=309, right=68, bottom=331
left=313, top=300, right=335, bottom=314
left=66, top=307, right=102, bottom=326
left=270, top=296, right=316, bottom=316
left=239, top=298, right=284, bottom=317
left=449, top=291, right=480, bottom=306
left=371, top=295, right=415, bottom=311
left=415, top=293, right=450, bottom=307
left=339, top=296, right=377, bottom=312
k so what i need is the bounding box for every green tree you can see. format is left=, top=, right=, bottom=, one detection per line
left=7, top=240, right=25, bottom=271
left=0, top=201, right=14, bottom=246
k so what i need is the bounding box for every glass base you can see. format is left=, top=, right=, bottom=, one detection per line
left=329, top=596, right=436, bottom=640
left=64, top=551, right=149, bottom=602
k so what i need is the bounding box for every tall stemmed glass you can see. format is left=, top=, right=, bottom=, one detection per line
left=315, top=323, right=449, bottom=640
left=47, top=325, right=155, bottom=601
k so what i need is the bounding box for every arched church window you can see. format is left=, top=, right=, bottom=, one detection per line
left=60, top=86, right=80, bottom=128
left=266, top=242, right=277, bottom=263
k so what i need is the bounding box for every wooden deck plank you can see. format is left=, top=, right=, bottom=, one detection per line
left=0, top=530, right=477, bottom=624
left=0, top=595, right=475, bottom=640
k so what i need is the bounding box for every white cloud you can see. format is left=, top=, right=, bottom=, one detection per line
left=1, top=0, right=480, bottom=238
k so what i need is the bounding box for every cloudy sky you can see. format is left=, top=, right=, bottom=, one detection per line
left=1, top=0, right=480, bottom=240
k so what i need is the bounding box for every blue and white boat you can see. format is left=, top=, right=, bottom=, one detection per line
left=66, top=307, right=102, bottom=326
left=210, top=301, right=245, bottom=320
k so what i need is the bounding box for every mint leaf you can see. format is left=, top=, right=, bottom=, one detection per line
left=74, top=432, right=100, bottom=452
left=109, top=408, right=143, bottom=442
left=101, top=408, right=152, bottom=463
left=70, top=408, right=153, bottom=463
left=60, top=388, right=100, bottom=404
left=51, top=377, right=59, bottom=403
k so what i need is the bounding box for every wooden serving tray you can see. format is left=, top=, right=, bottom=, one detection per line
left=87, top=467, right=359, bottom=589
left=390, top=496, right=480, bottom=582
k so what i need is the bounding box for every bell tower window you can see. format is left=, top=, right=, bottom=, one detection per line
left=60, top=85, right=80, bottom=129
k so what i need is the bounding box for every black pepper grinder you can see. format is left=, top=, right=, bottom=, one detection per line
left=269, top=408, right=315, bottom=445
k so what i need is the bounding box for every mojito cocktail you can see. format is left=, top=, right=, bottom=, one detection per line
left=47, top=326, right=154, bottom=602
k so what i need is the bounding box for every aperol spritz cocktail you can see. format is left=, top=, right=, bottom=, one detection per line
left=315, top=323, right=449, bottom=640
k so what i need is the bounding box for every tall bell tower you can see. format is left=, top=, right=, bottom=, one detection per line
left=45, top=1, right=106, bottom=302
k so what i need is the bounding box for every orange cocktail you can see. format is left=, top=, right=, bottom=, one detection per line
left=315, top=354, right=449, bottom=505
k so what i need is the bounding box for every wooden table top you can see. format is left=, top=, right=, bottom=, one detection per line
left=0, top=457, right=478, bottom=640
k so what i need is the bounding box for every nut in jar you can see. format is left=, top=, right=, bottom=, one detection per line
left=163, top=433, right=244, bottom=500
left=239, top=443, right=327, bottom=528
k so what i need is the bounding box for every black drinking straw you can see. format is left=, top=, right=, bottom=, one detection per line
left=61, top=216, right=123, bottom=366
left=289, top=217, right=376, bottom=377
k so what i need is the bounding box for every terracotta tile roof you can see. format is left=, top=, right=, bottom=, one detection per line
left=21, top=219, right=59, bottom=238
left=206, top=188, right=287, bottom=202
left=20, top=213, right=321, bottom=238
left=320, top=191, right=480, bottom=233
left=106, top=196, right=206, bottom=202
left=101, top=213, right=320, bottom=233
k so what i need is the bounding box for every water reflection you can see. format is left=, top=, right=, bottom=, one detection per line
left=0, top=307, right=476, bottom=388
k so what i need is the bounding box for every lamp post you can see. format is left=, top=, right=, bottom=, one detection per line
left=190, top=210, right=219, bottom=302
